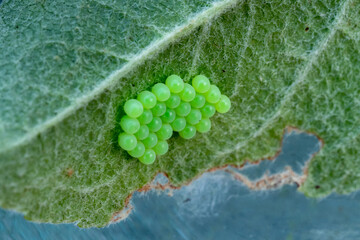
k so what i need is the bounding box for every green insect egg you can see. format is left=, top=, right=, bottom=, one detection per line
left=120, top=115, right=140, bottom=134
left=175, top=102, right=191, bottom=117
left=137, top=90, right=157, bottom=109
left=153, top=140, right=169, bottom=156
left=134, top=125, right=150, bottom=140
left=156, top=123, right=173, bottom=140
left=142, top=132, right=158, bottom=148
left=205, top=85, right=221, bottom=104
left=190, top=94, right=206, bottom=108
left=124, top=99, right=144, bottom=118
left=179, top=124, right=197, bottom=139
left=138, top=109, right=153, bottom=125
left=139, top=149, right=156, bottom=165
left=170, top=116, right=186, bottom=132
left=161, top=108, right=176, bottom=123
left=195, top=118, right=211, bottom=133
left=118, top=74, right=227, bottom=164
left=186, top=109, right=202, bottom=125
left=166, top=94, right=181, bottom=109
left=200, top=103, right=216, bottom=118
left=215, top=94, right=231, bottom=113
left=147, top=116, right=162, bottom=132
left=165, top=75, right=184, bottom=93
left=128, top=141, right=146, bottom=158
left=152, top=102, right=167, bottom=117
left=118, top=133, right=137, bottom=151
left=179, top=83, right=196, bottom=102
left=152, top=83, right=170, bottom=102
left=192, top=75, right=210, bottom=93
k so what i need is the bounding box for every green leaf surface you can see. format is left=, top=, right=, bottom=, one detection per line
left=1, top=0, right=360, bottom=227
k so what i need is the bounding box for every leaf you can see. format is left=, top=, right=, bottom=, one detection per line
left=1, top=0, right=359, bottom=227
left=0, top=0, right=230, bottom=150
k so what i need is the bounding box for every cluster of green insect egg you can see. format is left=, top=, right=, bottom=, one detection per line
left=118, top=75, right=231, bottom=165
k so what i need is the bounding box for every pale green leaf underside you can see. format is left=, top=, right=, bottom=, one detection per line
left=1, top=0, right=360, bottom=227
left=0, top=0, right=228, bottom=151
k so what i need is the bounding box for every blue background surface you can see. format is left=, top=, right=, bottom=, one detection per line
left=1, top=132, right=360, bottom=240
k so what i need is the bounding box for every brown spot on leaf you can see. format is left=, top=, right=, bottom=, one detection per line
left=65, top=168, right=74, bottom=177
